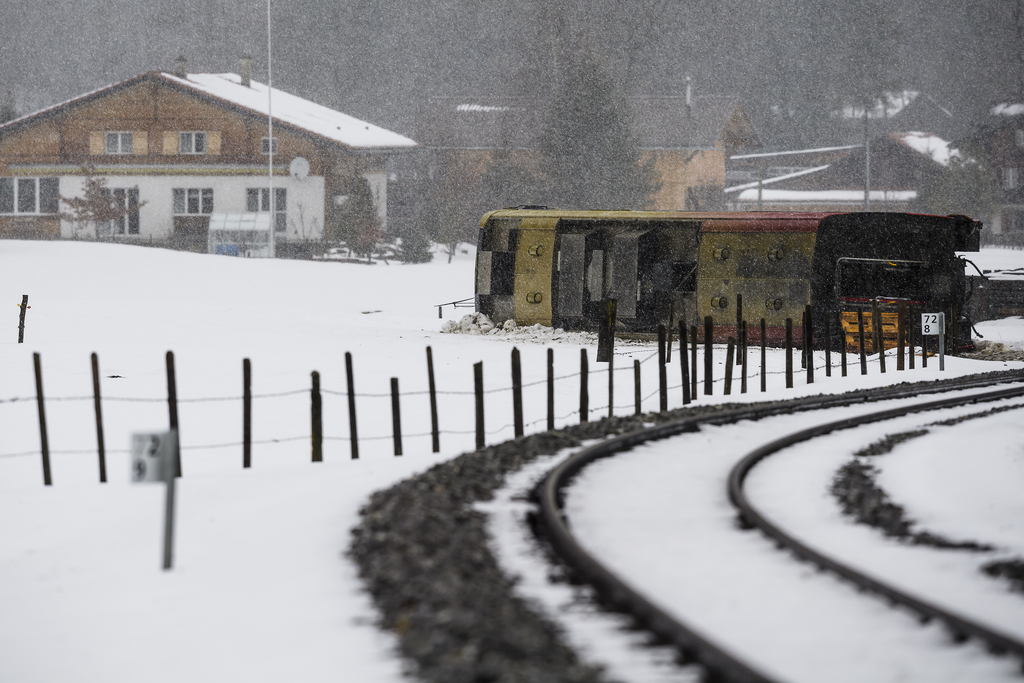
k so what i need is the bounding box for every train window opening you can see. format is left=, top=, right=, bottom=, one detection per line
left=651, top=261, right=698, bottom=292
left=836, top=258, right=928, bottom=303
left=490, top=252, right=515, bottom=296
left=556, top=234, right=587, bottom=317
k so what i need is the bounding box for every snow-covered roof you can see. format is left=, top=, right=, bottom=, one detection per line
left=892, top=132, right=954, bottom=166
left=160, top=73, right=416, bottom=149
left=735, top=189, right=916, bottom=203
left=456, top=104, right=511, bottom=113
left=838, top=91, right=920, bottom=120
left=0, top=71, right=417, bottom=150
left=724, top=165, right=830, bottom=194
left=731, top=145, right=858, bottom=160
left=991, top=103, right=1024, bottom=117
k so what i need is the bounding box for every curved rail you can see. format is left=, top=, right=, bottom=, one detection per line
left=534, top=370, right=1024, bottom=683
left=728, top=383, right=1024, bottom=661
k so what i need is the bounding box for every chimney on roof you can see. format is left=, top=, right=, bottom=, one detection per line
left=685, top=74, right=692, bottom=117
left=240, top=55, right=252, bottom=87
left=174, top=55, right=187, bottom=79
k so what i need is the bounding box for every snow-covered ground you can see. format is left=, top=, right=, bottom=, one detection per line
left=2, top=242, right=1023, bottom=681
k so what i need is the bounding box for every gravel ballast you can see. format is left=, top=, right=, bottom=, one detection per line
left=351, top=371, right=1024, bottom=682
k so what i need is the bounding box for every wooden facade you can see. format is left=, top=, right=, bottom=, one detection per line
left=0, top=71, right=415, bottom=248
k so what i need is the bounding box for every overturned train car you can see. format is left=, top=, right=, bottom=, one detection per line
left=474, top=209, right=982, bottom=348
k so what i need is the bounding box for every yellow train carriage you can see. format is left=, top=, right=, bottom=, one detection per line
left=474, top=208, right=981, bottom=348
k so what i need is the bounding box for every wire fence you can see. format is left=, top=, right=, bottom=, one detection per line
left=1, top=322, right=938, bottom=478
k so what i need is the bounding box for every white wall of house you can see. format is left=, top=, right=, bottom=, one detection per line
left=58, top=174, right=325, bottom=240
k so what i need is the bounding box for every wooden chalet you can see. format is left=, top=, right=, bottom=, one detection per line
left=964, top=102, right=1024, bottom=245
left=0, top=59, right=416, bottom=251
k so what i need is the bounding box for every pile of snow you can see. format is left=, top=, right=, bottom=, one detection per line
left=974, top=317, right=1024, bottom=354
left=441, top=312, right=598, bottom=345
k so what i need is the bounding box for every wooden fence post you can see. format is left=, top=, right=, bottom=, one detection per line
left=91, top=352, right=107, bottom=483
left=391, top=378, right=402, bottom=456
left=801, top=307, right=807, bottom=370
left=841, top=321, right=848, bottom=377
left=579, top=349, right=589, bottom=423
left=897, top=301, right=906, bottom=371
left=666, top=302, right=674, bottom=363
left=547, top=348, right=555, bottom=431
left=658, top=325, right=667, bottom=412
left=824, top=317, right=832, bottom=378
left=736, top=294, right=743, bottom=365
left=511, top=347, right=523, bottom=438
left=33, top=352, right=51, bottom=486
left=759, top=318, right=767, bottom=392
left=346, top=352, right=359, bottom=460
left=740, top=321, right=748, bottom=394
left=680, top=321, right=691, bottom=404
left=18, top=294, right=28, bottom=343
left=874, top=299, right=886, bottom=373
left=474, top=361, right=485, bottom=449
left=724, top=337, right=735, bottom=395
left=704, top=316, right=713, bottom=396
left=908, top=305, right=916, bottom=369
left=311, top=371, right=323, bottom=462
left=426, top=347, right=439, bottom=452
left=806, top=304, right=814, bottom=384
left=690, top=324, right=698, bottom=400
left=922, top=325, right=929, bottom=368
left=166, top=351, right=181, bottom=477
left=243, top=358, right=252, bottom=468
left=634, top=359, right=641, bottom=415
left=858, top=311, right=868, bottom=375
left=785, top=318, right=794, bottom=389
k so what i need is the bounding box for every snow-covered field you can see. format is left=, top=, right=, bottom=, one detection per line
left=1, top=241, right=1022, bottom=681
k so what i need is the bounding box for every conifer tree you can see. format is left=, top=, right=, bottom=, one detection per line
left=396, top=225, right=433, bottom=263
left=912, top=143, right=998, bottom=221
left=538, top=54, right=659, bottom=209
left=332, top=176, right=382, bottom=258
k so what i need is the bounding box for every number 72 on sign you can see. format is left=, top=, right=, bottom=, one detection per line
left=921, top=312, right=945, bottom=336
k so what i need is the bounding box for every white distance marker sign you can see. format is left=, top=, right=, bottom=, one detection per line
left=921, top=312, right=945, bottom=335
left=130, top=431, right=174, bottom=483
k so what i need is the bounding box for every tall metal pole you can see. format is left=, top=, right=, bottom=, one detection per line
left=863, top=96, right=871, bottom=212
left=267, top=0, right=275, bottom=258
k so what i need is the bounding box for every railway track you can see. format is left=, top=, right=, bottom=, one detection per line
left=534, top=371, right=1024, bottom=683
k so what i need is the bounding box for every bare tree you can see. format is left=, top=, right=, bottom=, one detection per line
left=60, top=165, right=144, bottom=236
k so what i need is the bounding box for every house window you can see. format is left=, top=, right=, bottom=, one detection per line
left=178, top=132, right=207, bottom=154
left=105, top=132, right=133, bottom=154
left=0, top=177, right=59, bottom=214
left=1017, top=130, right=1024, bottom=148
left=261, top=137, right=278, bottom=155
left=1004, top=167, right=1019, bottom=190
left=99, top=187, right=140, bottom=235
left=246, top=187, right=287, bottom=231
left=172, top=188, right=213, bottom=214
